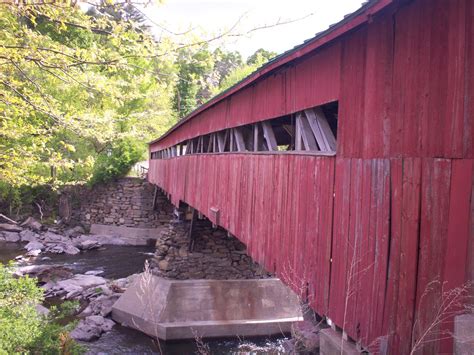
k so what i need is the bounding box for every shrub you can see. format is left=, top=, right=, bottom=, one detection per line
left=0, top=263, right=84, bottom=354
left=90, top=137, right=145, bottom=185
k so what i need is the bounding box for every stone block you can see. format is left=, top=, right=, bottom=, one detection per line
left=319, top=328, right=359, bottom=355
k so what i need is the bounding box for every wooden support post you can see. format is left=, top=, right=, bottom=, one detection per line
left=197, top=136, right=202, bottom=153
left=233, top=127, right=247, bottom=152
left=253, top=124, right=259, bottom=152
left=296, top=113, right=319, bottom=151
left=304, top=108, right=337, bottom=152
left=245, top=127, right=254, bottom=151
left=217, top=131, right=225, bottom=152
left=152, top=185, right=158, bottom=210
left=188, top=208, right=198, bottom=252
left=262, top=121, right=278, bottom=151
left=206, top=135, right=213, bottom=152
left=295, top=114, right=303, bottom=150
left=229, top=129, right=235, bottom=152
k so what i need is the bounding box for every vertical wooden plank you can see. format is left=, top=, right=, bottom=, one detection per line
left=328, top=158, right=352, bottom=326
left=439, top=159, right=473, bottom=353
left=263, top=156, right=276, bottom=271
left=275, top=155, right=290, bottom=277
left=354, top=159, right=374, bottom=345
left=443, top=0, right=466, bottom=158
left=395, top=158, right=422, bottom=355
left=382, top=158, right=403, bottom=352
left=321, top=157, right=336, bottom=315
left=344, top=159, right=362, bottom=339
left=305, top=157, right=319, bottom=310
left=413, top=158, right=451, bottom=354
left=425, top=1, right=449, bottom=158
left=464, top=0, right=474, bottom=158
left=363, top=14, right=393, bottom=157
left=295, top=156, right=312, bottom=298
left=338, top=27, right=367, bottom=157
left=364, top=159, right=391, bottom=349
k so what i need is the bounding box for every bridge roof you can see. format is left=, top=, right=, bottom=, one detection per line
left=150, top=0, right=393, bottom=146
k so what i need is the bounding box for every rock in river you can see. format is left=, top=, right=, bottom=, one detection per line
left=21, top=217, right=43, bottom=231
left=20, top=230, right=40, bottom=242
left=70, top=315, right=115, bottom=342
left=25, top=241, right=45, bottom=252
left=78, top=239, right=101, bottom=250
left=44, top=274, right=108, bottom=299
left=0, top=223, right=22, bottom=232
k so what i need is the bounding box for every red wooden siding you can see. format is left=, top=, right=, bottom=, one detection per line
left=148, top=0, right=474, bottom=353
left=152, top=0, right=473, bottom=160
left=149, top=155, right=473, bottom=352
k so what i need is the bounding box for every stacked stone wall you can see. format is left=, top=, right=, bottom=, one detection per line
left=152, top=219, right=271, bottom=280
left=68, top=178, right=173, bottom=229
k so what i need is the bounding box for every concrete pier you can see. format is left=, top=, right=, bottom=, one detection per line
left=112, top=275, right=303, bottom=340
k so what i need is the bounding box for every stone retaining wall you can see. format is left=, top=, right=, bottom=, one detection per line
left=152, top=219, right=271, bottom=280
left=68, top=178, right=173, bottom=229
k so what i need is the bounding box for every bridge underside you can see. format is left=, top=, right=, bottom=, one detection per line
left=149, top=154, right=473, bottom=353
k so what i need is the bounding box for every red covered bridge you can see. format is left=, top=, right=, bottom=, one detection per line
left=148, top=0, right=473, bottom=353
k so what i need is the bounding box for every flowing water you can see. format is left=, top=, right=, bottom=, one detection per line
left=0, top=242, right=287, bottom=354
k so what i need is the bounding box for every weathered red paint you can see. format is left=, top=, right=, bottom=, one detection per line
left=148, top=0, right=473, bottom=353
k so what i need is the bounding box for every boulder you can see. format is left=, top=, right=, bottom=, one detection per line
left=0, top=223, right=22, bottom=232
left=45, top=242, right=80, bottom=255
left=15, top=264, right=73, bottom=283
left=70, top=315, right=115, bottom=342
left=25, top=241, right=45, bottom=252
left=82, top=284, right=113, bottom=300
left=80, top=294, right=121, bottom=317
left=41, top=231, right=69, bottom=244
left=21, top=217, right=43, bottom=231
left=110, top=274, right=139, bottom=292
left=78, top=239, right=101, bottom=250
left=46, top=245, right=66, bottom=254
left=64, top=244, right=80, bottom=255
left=44, top=274, right=108, bottom=299
left=64, top=226, right=85, bottom=238
left=20, top=230, right=40, bottom=242
left=3, top=231, right=20, bottom=242
left=26, top=249, right=42, bottom=257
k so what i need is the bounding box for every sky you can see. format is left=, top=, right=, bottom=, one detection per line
left=142, top=0, right=365, bottom=58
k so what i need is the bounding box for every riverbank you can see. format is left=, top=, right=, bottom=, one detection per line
left=0, top=225, right=294, bottom=354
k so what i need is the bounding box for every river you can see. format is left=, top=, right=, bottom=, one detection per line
left=0, top=242, right=287, bottom=354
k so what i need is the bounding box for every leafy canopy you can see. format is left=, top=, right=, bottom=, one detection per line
left=0, top=2, right=176, bottom=190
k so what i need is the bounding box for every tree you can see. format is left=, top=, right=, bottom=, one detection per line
left=0, top=3, right=176, bottom=193
left=246, top=48, right=277, bottom=66
left=215, top=48, right=277, bottom=93
left=172, top=45, right=215, bottom=118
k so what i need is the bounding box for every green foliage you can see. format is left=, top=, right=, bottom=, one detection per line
left=173, top=45, right=216, bottom=118
left=246, top=48, right=277, bottom=66
left=90, top=137, right=145, bottom=184
left=0, top=3, right=176, bottom=192
left=0, top=1, right=278, bottom=216
left=215, top=48, right=277, bottom=94
left=0, top=263, right=84, bottom=354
